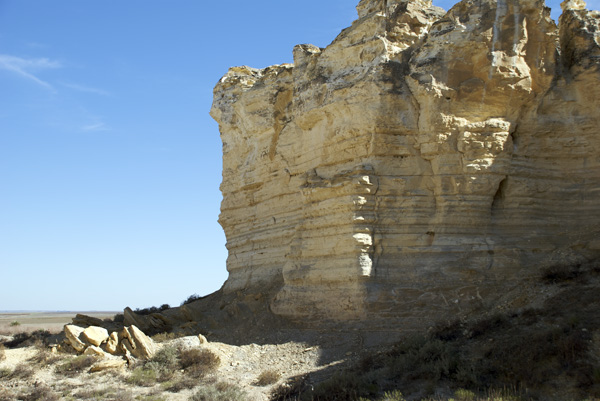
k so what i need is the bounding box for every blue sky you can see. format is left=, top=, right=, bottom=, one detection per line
left=0, top=0, right=593, bottom=311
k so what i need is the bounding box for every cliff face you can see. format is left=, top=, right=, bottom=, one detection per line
left=210, top=0, right=600, bottom=327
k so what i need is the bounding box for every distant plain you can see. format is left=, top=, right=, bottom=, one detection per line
left=0, top=312, right=117, bottom=335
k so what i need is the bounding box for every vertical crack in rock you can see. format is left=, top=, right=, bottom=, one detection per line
left=210, top=0, right=600, bottom=328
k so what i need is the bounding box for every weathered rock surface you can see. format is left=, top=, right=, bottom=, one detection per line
left=210, top=0, right=600, bottom=327
left=61, top=324, right=155, bottom=361
left=81, top=326, right=109, bottom=347
left=89, top=358, right=127, bottom=373
left=121, top=325, right=155, bottom=359
left=64, top=325, right=86, bottom=352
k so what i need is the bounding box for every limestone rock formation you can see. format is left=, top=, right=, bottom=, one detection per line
left=82, top=326, right=109, bottom=347
left=210, top=0, right=600, bottom=327
left=61, top=324, right=155, bottom=361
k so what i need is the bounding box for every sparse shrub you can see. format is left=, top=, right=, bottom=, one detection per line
left=29, top=347, right=61, bottom=366
left=134, top=303, right=171, bottom=316
left=151, top=345, right=179, bottom=369
left=10, top=363, right=34, bottom=380
left=453, top=388, right=477, bottom=401
left=126, top=366, right=160, bottom=387
left=181, top=293, right=203, bottom=306
left=137, top=395, right=166, bottom=401
left=142, top=345, right=180, bottom=382
left=190, top=382, right=248, bottom=401
left=0, top=388, right=15, bottom=401
left=270, top=374, right=309, bottom=401
left=309, top=371, right=377, bottom=401
left=72, top=387, right=112, bottom=399
left=180, top=348, right=220, bottom=378
left=55, top=355, right=97, bottom=376
left=111, top=391, right=135, bottom=401
left=113, top=313, right=125, bottom=323
left=152, top=332, right=185, bottom=343
left=361, top=390, right=406, bottom=401
left=21, top=383, right=59, bottom=401
left=5, top=329, right=51, bottom=348
left=162, top=376, right=198, bottom=392
left=468, top=313, right=509, bottom=338
left=255, top=369, right=281, bottom=386
left=10, top=321, right=21, bottom=327
left=0, top=368, right=11, bottom=379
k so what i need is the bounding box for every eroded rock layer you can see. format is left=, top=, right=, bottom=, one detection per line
left=210, top=0, right=600, bottom=326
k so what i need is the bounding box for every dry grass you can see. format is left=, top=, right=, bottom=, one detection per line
left=54, top=355, right=97, bottom=377
left=255, top=369, right=281, bottom=386
left=180, top=348, right=221, bottom=378
left=20, top=383, right=59, bottom=401
left=126, top=366, right=160, bottom=387
left=190, top=382, right=248, bottom=401
left=0, top=344, right=5, bottom=361
left=10, top=363, right=35, bottom=380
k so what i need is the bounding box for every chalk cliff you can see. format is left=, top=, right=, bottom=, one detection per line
left=210, top=0, right=600, bottom=327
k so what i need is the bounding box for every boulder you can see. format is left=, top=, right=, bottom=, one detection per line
left=83, top=345, right=106, bottom=357
left=89, top=359, right=126, bottom=373
left=121, top=325, right=155, bottom=359
left=105, top=331, right=120, bottom=355
left=81, top=326, right=109, bottom=346
left=64, top=325, right=86, bottom=352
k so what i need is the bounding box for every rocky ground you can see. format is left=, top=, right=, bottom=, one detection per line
left=1, top=261, right=600, bottom=401
left=0, top=332, right=341, bottom=401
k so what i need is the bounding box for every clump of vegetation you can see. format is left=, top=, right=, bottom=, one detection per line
left=20, top=383, right=59, bottom=401
left=134, top=303, right=171, bottom=316
left=143, top=345, right=180, bottom=382
left=162, top=376, right=198, bottom=393
left=9, top=321, right=21, bottom=327
left=10, top=363, right=35, bottom=380
left=359, top=390, right=406, bottom=401
left=126, top=366, right=160, bottom=387
left=0, top=388, right=15, bottom=401
left=255, top=369, right=281, bottom=386
left=151, top=332, right=185, bottom=343
left=0, top=344, right=5, bottom=361
left=190, top=382, right=248, bottom=401
left=180, top=348, right=221, bottom=378
left=72, top=387, right=113, bottom=400
left=29, top=347, right=61, bottom=367
left=181, top=293, right=204, bottom=306
left=55, top=355, right=97, bottom=377
left=4, top=329, right=51, bottom=348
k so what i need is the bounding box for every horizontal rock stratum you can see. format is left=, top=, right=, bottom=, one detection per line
left=210, top=0, right=600, bottom=327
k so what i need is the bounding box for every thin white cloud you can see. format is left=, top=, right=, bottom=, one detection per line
left=0, top=54, right=60, bottom=89
left=81, top=122, right=109, bottom=132
left=61, top=82, right=110, bottom=96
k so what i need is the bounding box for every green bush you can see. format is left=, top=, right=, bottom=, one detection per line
left=126, top=366, right=159, bottom=387
left=9, top=321, right=20, bottom=327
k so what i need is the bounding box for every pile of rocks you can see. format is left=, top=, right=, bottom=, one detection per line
left=61, top=324, right=155, bottom=369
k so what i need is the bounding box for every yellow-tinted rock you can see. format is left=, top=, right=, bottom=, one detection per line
left=211, top=0, right=600, bottom=328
